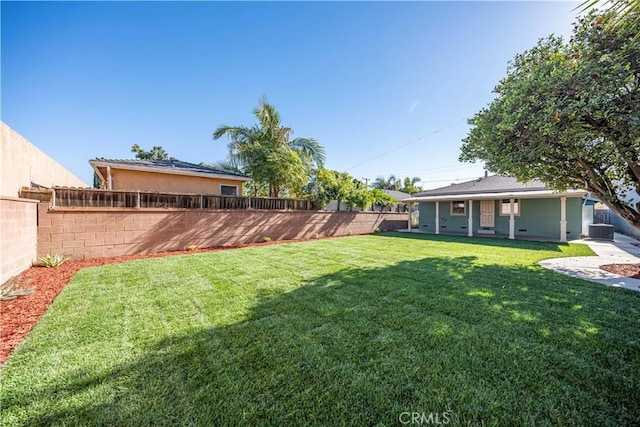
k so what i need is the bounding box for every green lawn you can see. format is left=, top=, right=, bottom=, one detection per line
left=2, top=233, right=639, bottom=426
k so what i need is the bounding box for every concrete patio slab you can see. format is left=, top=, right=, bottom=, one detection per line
left=540, top=233, right=640, bottom=292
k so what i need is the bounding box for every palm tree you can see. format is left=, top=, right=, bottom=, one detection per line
left=402, top=176, right=422, bottom=194
left=213, top=98, right=325, bottom=197
left=372, top=175, right=404, bottom=191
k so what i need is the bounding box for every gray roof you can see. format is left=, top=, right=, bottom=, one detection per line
left=382, top=189, right=412, bottom=200
left=90, top=158, right=250, bottom=180
left=413, top=175, right=548, bottom=197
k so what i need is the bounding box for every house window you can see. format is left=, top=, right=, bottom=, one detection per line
left=220, top=185, right=238, bottom=196
left=500, top=199, right=520, bottom=216
left=450, top=200, right=466, bottom=216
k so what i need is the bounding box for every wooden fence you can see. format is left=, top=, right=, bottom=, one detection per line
left=594, top=208, right=640, bottom=240
left=21, top=187, right=319, bottom=211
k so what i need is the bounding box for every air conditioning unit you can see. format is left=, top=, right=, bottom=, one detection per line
left=589, top=224, right=614, bottom=240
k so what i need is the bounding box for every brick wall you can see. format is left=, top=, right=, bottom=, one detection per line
left=37, top=204, right=408, bottom=259
left=1, top=197, right=38, bottom=284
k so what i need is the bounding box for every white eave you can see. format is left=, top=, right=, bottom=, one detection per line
left=89, top=160, right=251, bottom=182
left=405, top=189, right=587, bottom=202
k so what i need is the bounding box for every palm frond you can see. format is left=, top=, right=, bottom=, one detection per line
left=213, top=125, right=254, bottom=142
left=205, top=159, right=245, bottom=174
left=289, top=137, right=326, bottom=167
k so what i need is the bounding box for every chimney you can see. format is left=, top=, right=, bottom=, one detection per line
left=484, top=170, right=488, bottom=178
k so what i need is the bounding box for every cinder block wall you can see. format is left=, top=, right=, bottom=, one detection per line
left=1, top=198, right=38, bottom=284
left=37, top=205, right=408, bottom=259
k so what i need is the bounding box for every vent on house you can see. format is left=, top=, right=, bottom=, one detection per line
left=461, top=226, right=467, bottom=229
left=518, top=229, right=528, bottom=232
left=589, top=224, right=614, bottom=240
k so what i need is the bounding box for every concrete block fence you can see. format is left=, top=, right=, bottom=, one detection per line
left=36, top=203, right=409, bottom=259
left=0, top=197, right=39, bottom=284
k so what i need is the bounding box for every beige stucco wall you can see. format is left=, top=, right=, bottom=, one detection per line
left=1, top=122, right=88, bottom=197
left=109, top=168, right=244, bottom=195
left=0, top=197, right=38, bottom=284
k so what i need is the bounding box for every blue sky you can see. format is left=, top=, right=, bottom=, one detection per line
left=2, top=1, right=581, bottom=190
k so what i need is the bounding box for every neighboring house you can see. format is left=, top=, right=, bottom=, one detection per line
left=406, top=175, right=594, bottom=242
left=89, top=158, right=250, bottom=196
left=382, top=189, right=412, bottom=201
left=376, top=189, right=412, bottom=213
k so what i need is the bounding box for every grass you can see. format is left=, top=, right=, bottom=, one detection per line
left=1, top=233, right=639, bottom=426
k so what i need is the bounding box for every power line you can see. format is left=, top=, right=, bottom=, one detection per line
left=422, top=176, right=482, bottom=184
left=345, top=119, right=465, bottom=172
left=391, top=163, right=483, bottom=177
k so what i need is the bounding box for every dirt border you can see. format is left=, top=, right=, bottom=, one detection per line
left=599, top=263, right=640, bottom=279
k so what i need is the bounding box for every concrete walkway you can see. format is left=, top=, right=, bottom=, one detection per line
left=540, top=233, right=640, bottom=292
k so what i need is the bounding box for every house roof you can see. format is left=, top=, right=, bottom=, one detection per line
left=382, top=189, right=412, bottom=201
left=89, top=158, right=251, bottom=182
left=406, top=175, right=586, bottom=202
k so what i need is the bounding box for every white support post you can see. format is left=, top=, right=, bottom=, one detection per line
left=106, top=166, right=113, bottom=190
left=509, top=198, right=515, bottom=239
left=435, top=201, right=440, bottom=234
left=468, top=200, right=473, bottom=237
left=137, top=191, right=141, bottom=209
left=407, top=203, right=412, bottom=231
left=560, top=196, right=567, bottom=242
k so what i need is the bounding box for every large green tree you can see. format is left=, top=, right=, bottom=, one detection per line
left=304, top=168, right=396, bottom=210
left=213, top=98, right=326, bottom=198
left=131, top=144, right=170, bottom=160
left=304, top=168, right=355, bottom=210
left=460, top=9, right=640, bottom=227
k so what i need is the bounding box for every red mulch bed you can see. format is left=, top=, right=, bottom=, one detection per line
left=0, top=237, right=331, bottom=365
left=600, top=263, right=640, bottom=279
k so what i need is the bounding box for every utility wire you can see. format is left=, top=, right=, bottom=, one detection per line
left=345, top=119, right=465, bottom=172
left=392, top=163, right=482, bottom=177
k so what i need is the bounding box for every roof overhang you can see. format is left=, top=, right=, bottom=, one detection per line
left=89, top=160, right=252, bottom=182
left=405, top=189, right=587, bottom=202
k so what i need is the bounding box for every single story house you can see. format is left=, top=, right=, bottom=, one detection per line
left=406, top=175, right=595, bottom=242
left=90, top=158, right=250, bottom=196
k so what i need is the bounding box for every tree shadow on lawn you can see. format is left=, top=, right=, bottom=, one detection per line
left=4, top=256, right=639, bottom=426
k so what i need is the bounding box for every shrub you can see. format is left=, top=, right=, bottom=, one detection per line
left=38, top=254, right=69, bottom=268
left=262, top=236, right=272, bottom=242
left=186, top=244, right=198, bottom=251
left=1, top=276, right=34, bottom=301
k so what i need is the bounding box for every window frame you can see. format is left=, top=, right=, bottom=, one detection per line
left=499, top=199, right=521, bottom=216
left=220, top=184, right=239, bottom=196
left=450, top=200, right=467, bottom=216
